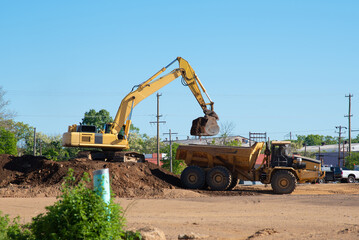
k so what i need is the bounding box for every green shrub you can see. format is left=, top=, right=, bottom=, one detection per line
left=0, top=169, right=141, bottom=240
left=0, top=212, right=33, bottom=240
left=30, top=169, right=141, bottom=240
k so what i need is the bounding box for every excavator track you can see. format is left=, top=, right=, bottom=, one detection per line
left=76, top=150, right=145, bottom=162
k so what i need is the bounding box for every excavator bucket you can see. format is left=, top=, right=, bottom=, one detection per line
left=191, top=115, right=220, bottom=136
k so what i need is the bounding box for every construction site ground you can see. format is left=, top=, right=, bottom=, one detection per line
left=0, top=154, right=358, bottom=239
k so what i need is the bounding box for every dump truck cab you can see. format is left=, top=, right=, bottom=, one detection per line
left=258, top=141, right=323, bottom=193
left=268, top=141, right=321, bottom=173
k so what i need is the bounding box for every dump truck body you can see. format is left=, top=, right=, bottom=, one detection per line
left=176, top=141, right=324, bottom=194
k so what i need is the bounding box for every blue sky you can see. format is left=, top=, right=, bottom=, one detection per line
left=1, top=1, right=358, bottom=141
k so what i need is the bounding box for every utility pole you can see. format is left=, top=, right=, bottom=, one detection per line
left=33, top=127, right=36, bottom=156
left=345, top=94, right=353, bottom=156
left=39, top=139, right=42, bottom=156
left=150, top=93, right=166, bottom=166
left=163, top=129, right=178, bottom=173
left=336, top=126, right=347, bottom=167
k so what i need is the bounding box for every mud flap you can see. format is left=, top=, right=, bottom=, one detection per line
left=191, top=115, right=219, bottom=136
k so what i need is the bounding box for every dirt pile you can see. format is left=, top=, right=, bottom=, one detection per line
left=0, top=154, right=181, bottom=198
left=0, top=154, right=261, bottom=198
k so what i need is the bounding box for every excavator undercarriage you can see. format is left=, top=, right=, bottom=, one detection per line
left=77, top=150, right=145, bottom=162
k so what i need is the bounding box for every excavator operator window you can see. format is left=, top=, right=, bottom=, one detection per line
left=118, top=126, right=125, bottom=140
left=104, top=124, right=112, bottom=134
left=77, top=125, right=97, bottom=133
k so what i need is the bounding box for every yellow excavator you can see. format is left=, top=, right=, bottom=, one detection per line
left=62, top=57, right=219, bottom=161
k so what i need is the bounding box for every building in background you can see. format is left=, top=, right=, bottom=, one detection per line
left=144, top=153, right=166, bottom=166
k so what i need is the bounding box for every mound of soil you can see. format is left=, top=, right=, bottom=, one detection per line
left=0, top=154, right=260, bottom=198
left=0, top=154, right=181, bottom=198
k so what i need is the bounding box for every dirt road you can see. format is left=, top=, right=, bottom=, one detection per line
left=1, top=184, right=358, bottom=240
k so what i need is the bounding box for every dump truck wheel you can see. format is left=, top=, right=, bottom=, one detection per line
left=206, top=166, right=232, bottom=191
left=271, top=170, right=296, bottom=194
left=181, top=166, right=206, bottom=189
left=226, top=176, right=239, bottom=190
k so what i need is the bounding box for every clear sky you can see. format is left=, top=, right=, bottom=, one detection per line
left=1, top=1, right=358, bottom=141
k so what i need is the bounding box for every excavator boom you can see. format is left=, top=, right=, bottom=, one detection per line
left=112, top=57, right=219, bottom=137
left=62, top=57, right=219, bottom=156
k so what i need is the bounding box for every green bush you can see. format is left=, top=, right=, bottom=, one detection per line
left=0, top=169, right=141, bottom=240
left=0, top=213, right=32, bottom=240
left=30, top=169, right=138, bottom=240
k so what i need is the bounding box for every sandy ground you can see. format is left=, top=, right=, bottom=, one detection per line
left=0, top=183, right=358, bottom=240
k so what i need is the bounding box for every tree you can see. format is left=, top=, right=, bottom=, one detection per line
left=351, top=134, right=359, bottom=144
left=0, top=127, right=17, bottom=155
left=345, top=152, right=359, bottom=170
left=128, top=128, right=160, bottom=154
left=82, top=109, right=113, bottom=131
left=161, top=142, right=186, bottom=175
left=0, top=86, right=15, bottom=129
left=295, top=134, right=338, bottom=146
left=218, top=121, right=236, bottom=145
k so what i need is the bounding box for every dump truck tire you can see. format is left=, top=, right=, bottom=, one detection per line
left=271, top=170, right=296, bottom=194
left=206, top=166, right=232, bottom=191
left=181, top=166, right=206, bottom=189
left=227, top=176, right=239, bottom=191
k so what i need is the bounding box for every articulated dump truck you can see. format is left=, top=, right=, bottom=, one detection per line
left=176, top=141, right=324, bottom=194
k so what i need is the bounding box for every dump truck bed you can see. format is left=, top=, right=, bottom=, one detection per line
left=176, top=142, right=264, bottom=172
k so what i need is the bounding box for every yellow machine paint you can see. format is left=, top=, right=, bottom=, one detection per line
left=176, top=141, right=324, bottom=194
left=62, top=57, right=219, bottom=160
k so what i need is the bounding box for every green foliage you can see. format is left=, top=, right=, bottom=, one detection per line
left=0, top=212, right=33, bottom=240
left=161, top=143, right=186, bottom=175
left=0, top=170, right=141, bottom=240
left=295, top=134, right=337, bottom=146
left=129, top=130, right=161, bottom=154
left=30, top=169, right=140, bottom=240
left=82, top=109, right=113, bottom=131
left=351, top=134, right=359, bottom=144
left=345, top=152, right=359, bottom=170
left=0, top=127, right=17, bottom=155
left=223, top=139, right=242, bottom=147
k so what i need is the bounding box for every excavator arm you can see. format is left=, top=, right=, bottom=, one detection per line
left=111, top=57, right=219, bottom=138
left=62, top=57, right=219, bottom=155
